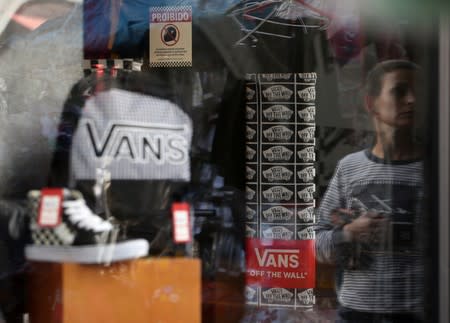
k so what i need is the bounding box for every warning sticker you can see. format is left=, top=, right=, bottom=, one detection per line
left=149, top=6, right=192, bottom=67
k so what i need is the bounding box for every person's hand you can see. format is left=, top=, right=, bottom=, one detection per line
left=331, top=208, right=354, bottom=227
left=342, top=211, right=388, bottom=242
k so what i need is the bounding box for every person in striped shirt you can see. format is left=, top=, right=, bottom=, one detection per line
left=315, top=60, right=424, bottom=322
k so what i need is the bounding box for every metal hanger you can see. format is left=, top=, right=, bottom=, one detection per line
left=228, top=0, right=332, bottom=46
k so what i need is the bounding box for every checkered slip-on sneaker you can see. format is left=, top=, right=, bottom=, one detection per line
left=25, top=189, right=149, bottom=264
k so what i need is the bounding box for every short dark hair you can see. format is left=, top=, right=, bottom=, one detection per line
left=365, top=60, right=419, bottom=97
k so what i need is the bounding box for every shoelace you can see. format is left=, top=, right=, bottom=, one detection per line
left=63, top=199, right=113, bottom=232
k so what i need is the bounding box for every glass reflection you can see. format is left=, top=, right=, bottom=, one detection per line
left=315, top=60, right=424, bottom=323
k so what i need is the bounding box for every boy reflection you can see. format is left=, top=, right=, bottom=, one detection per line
left=315, top=60, right=424, bottom=322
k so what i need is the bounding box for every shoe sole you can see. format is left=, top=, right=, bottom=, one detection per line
left=25, top=239, right=149, bottom=264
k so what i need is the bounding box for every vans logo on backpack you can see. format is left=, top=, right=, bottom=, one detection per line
left=83, top=119, right=189, bottom=165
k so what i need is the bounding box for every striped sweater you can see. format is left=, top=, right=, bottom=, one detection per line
left=315, top=149, right=424, bottom=313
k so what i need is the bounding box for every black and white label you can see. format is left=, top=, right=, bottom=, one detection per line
left=297, top=145, right=316, bottom=163
left=262, top=104, right=295, bottom=122
left=246, top=105, right=257, bottom=121
left=262, top=85, right=295, bottom=102
left=262, top=145, right=295, bottom=163
left=246, top=204, right=257, bottom=221
left=261, top=287, right=295, bottom=305
left=297, top=73, right=317, bottom=84
left=297, top=185, right=316, bottom=203
left=297, top=289, right=316, bottom=306
left=262, top=165, right=295, bottom=183
left=297, top=226, right=316, bottom=240
left=261, top=185, right=295, bottom=203
left=297, top=206, right=315, bottom=223
left=297, top=165, right=316, bottom=183
left=297, top=124, right=316, bottom=143
left=262, top=205, right=295, bottom=223
left=261, top=224, right=295, bottom=240
left=297, top=106, right=316, bottom=123
left=297, top=85, right=316, bottom=102
left=262, top=124, right=296, bottom=142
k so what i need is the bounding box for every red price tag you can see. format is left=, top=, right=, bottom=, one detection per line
left=37, top=188, right=64, bottom=227
left=171, top=202, right=191, bottom=244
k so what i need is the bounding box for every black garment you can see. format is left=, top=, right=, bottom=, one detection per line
left=0, top=200, right=29, bottom=323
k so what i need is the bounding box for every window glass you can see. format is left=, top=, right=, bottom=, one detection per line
left=0, top=1, right=440, bottom=322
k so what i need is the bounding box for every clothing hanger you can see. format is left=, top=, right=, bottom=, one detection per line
left=228, top=0, right=332, bottom=46
left=275, top=0, right=332, bottom=29
left=293, top=0, right=334, bottom=21
left=231, top=2, right=281, bottom=46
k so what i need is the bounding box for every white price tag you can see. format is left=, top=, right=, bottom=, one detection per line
left=38, top=188, right=63, bottom=227
left=172, top=203, right=191, bottom=243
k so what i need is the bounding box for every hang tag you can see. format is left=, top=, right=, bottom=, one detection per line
left=38, top=188, right=63, bottom=227
left=172, top=202, right=191, bottom=244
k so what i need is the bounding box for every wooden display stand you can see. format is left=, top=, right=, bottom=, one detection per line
left=27, top=258, right=201, bottom=323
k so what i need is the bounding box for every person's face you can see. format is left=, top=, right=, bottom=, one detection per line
left=369, top=69, right=417, bottom=129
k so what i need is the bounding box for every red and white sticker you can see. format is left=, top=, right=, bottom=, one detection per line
left=172, top=202, right=191, bottom=243
left=246, top=238, right=316, bottom=289
left=37, top=188, right=64, bottom=227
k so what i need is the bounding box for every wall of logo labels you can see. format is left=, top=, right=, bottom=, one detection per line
left=245, top=72, right=317, bottom=308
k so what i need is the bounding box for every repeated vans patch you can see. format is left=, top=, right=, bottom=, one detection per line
left=246, top=224, right=257, bottom=238
left=297, top=73, right=317, bottom=84
left=246, top=145, right=257, bottom=161
left=297, top=185, right=315, bottom=203
left=297, top=165, right=315, bottom=183
left=246, top=205, right=257, bottom=220
left=246, top=166, right=257, bottom=181
left=262, top=288, right=294, bottom=304
left=297, top=289, right=315, bottom=306
left=263, top=125, right=294, bottom=142
left=262, top=186, right=294, bottom=202
left=297, top=146, right=315, bottom=162
left=298, top=125, right=315, bottom=143
left=263, top=105, right=294, bottom=122
left=262, top=85, right=294, bottom=101
left=297, top=86, right=316, bottom=102
left=262, top=166, right=293, bottom=182
left=297, top=226, right=315, bottom=240
left=298, top=206, right=315, bottom=223
left=246, top=87, right=256, bottom=101
left=246, top=105, right=256, bottom=121
left=262, top=145, right=294, bottom=162
left=259, top=73, right=292, bottom=82
left=245, top=286, right=258, bottom=302
left=262, top=226, right=295, bottom=240
left=245, top=74, right=256, bottom=82
left=297, top=106, right=316, bottom=123
left=246, top=125, right=257, bottom=141
left=246, top=186, right=256, bottom=201
left=262, top=206, right=293, bottom=222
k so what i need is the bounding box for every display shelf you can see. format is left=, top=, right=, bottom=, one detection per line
left=27, top=258, right=201, bottom=323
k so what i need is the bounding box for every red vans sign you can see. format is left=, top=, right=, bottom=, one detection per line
left=246, top=238, right=315, bottom=289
